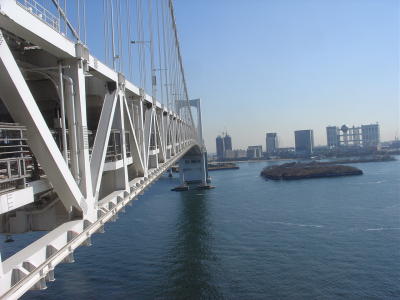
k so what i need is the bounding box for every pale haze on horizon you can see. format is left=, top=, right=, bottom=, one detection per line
left=174, top=0, right=399, bottom=153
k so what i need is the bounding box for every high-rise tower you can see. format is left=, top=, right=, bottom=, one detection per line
left=266, top=133, right=278, bottom=154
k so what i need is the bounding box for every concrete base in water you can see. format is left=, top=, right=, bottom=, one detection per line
left=171, top=185, right=190, bottom=192
left=196, top=184, right=215, bottom=190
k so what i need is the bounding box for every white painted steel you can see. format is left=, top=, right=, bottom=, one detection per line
left=0, top=1, right=206, bottom=297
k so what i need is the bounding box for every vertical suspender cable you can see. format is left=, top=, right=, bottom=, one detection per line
left=103, top=0, right=108, bottom=65
left=77, top=0, right=81, bottom=41
left=135, top=0, right=142, bottom=87
left=56, top=0, right=61, bottom=32
left=166, top=1, right=174, bottom=110
left=110, top=0, right=116, bottom=70
left=64, top=0, right=67, bottom=35
left=83, top=0, right=87, bottom=44
left=168, top=0, right=194, bottom=127
left=117, top=0, right=123, bottom=72
left=107, top=0, right=111, bottom=66
left=138, top=0, right=147, bottom=90
left=126, top=0, right=133, bottom=81
left=156, top=0, right=164, bottom=105
left=161, top=0, right=170, bottom=110
left=148, top=0, right=156, bottom=101
left=116, top=0, right=120, bottom=72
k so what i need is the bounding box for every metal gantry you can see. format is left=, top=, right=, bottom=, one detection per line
left=0, top=1, right=208, bottom=298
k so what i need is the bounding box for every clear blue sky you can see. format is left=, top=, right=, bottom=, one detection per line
left=79, top=0, right=399, bottom=152
left=173, top=0, right=399, bottom=152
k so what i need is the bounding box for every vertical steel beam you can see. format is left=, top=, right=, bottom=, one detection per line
left=64, top=58, right=93, bottom=200
left=90, top=90, right=118, bottom=200
left=143, top=107, right=154, bottom=170
left=122, top=99, right=145, bottom=175
left=114, top=90, right=129, bottom=190
left=155, top=111, right=166, bottom=162
left=138, top=99, right=147, bottom=175
left=63, top=75, right=80, bottom=181
left=64, top=54, right=96, bottom=220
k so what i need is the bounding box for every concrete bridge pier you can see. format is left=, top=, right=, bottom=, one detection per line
left=172, top=147, right=214, bottom=191
left=172, top=98, right=213, bottom=191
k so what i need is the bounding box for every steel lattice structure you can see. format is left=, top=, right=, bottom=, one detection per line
left=0, top=1, right=209, bottom=298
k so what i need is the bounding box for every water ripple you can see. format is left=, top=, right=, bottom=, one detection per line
left=267, top=221, right=324, bottom=228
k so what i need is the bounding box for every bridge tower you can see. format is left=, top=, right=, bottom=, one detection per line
left=174, top=99, right=212, bottom=190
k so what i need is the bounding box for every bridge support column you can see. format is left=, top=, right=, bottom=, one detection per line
left=65, top=44, right=95, bottom=222
left=0, top=253, right=3, bottom=277
left=172, top=148, right=213, bottom=191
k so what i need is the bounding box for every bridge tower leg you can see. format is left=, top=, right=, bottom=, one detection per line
left=171, top=98, right=213, bottom=191
left=172, top=147, right=213, bottom=191
left=173, top=150, right=213, bottom=191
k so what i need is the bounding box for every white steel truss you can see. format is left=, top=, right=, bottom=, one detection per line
left=0, top=1, right=206, bottom=298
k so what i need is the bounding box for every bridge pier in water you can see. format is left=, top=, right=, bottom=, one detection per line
left=173, top=98, right=213, bottom=191
left=175, top=150, right=212, bottom=191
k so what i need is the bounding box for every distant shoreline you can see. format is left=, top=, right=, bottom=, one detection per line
left=212, top=158, right=294, bottom=164
left=212, top=155, right=396, bottom=165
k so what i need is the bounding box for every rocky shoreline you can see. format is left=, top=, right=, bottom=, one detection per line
left=261, top=162, right=363, bottom=180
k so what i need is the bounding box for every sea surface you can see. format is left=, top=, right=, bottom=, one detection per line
left=2, top=158, right=400, bottom=299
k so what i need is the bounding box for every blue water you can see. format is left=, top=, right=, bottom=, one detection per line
left=7, top=159, right=400, bottom=299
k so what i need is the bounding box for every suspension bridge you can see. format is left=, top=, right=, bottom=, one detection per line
left=0, top=0, right=210, bottom=298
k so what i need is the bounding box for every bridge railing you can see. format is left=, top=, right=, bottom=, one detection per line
left=16, top=0, right=60, bottom=33
left=0, top=123, right=33, bottom=192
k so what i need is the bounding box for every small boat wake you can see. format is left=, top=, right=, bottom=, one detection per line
left=365, top=227, right=400, bottom=232
left=352, top=180, right=386, bottom=185
left=267, top=221, right=324, bottom=228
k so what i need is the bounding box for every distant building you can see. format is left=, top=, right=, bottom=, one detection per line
left=216, top=136, right=224, bottom=160
left=247, top=145, right=263, bottom=159
left=277, top=147, right=295, bottom=153
left=338, top=125, right=362, bottom=147
left=224, top=149, right=235, bottom=159
left=216, top=132, right=233, bottom=160
left=326, top=123, right=380, bottom=149
left=294, top=130, right=314, bottom=155
left=224, top=134, right=232, bottom=151
left=224, top=149, right=247, bottom=159
left=235, top=149, right=247, bottom=158
left=326, top=126, right=340, bottom=148
left=361, top=124, right=380, bottom=148
left=266, top=133, right=278, bottom=154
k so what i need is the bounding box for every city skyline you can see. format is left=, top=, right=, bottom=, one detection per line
left=213, top=122, right=382, bottom=156
left=175, top=0, right=399, bottom=152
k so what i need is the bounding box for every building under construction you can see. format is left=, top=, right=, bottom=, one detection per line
left=215, top=132, right=232, bottom=160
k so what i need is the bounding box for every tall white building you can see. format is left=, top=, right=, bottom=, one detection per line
left=361, top=124, right=380, bottom=148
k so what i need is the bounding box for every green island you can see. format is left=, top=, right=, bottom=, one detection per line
left=261, top=162, right=363, bottom=180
